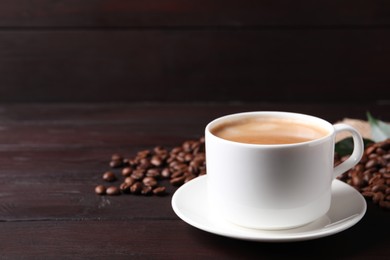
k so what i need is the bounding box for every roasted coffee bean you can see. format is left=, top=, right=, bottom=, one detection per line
left=353, top=164, right=364, bottom=172
left=169, top=160, right=179, bottom=168
left=362, top=191, right=374, bottom=198
left=153, top=146, right=167, bottom=154
left=138, top=158, right=152, bottom=170
left=161, top=168, right=171, bottom=178
left=95, top=185, right=106, bottom=195
left=351, top=174, right=365, bottom=188
left=170, top=176, right=186, bottom=187
left=121, top=167, right=132, bottom=176
left=184, top=153, right=193, bottom=162
left=127, top=159, right=138, bottom=167
left=119, top=182, right=131, bottom=194
left=373, top=192, right=385, bottom=204
left=143, top=177, right=158, bottom=187
left=102, top=171, right=117, bottom=182
left=109, top=154, right=125, bottom=168
left=379, top=171, right=387, bottom=177
left=137, top=150, right=151, bottom=158
left=172, top=163, right=188, bottom=172
left=124, top=176, right=136, bottom=186
left=182, top=141, right=193, bottom=152
left=111, top=153, right=124, bottom=162
left=130, top=182, right=143, bottom=194
left=106, top=186, right=120, bottom=196
left=109, top=160, right=123, bottom=168
left=363, top=172, right=373, bottom=183
left=146, top=168, right=160, bottom=178
left=171, top=170, right=184, bottom=179
left=365, top=159, right=378, bottom=169
left=150, top=156, right=163, bottom=167
left=383, top=154, right=390, bottom=160
left=190, top=158, right=204, bottom=168
left=170, top=147, right=182, bottom=155
left=372, top=184, right=387, bottom=193
left=369, top=175, right=384, bottom=186
left=365, top=145, right=377, bottom=155
left=153, top=186, right=166, bottom=196
left=187, top=165, right=198, bottom=175
left=141, top=186, right=153, bottom=196
left=131, top=169, right=145, bottom=180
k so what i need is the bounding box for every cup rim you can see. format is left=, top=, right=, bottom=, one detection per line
left=205, top=111, right=334, bottom=148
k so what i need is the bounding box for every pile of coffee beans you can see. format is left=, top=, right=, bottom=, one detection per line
left=95, top=134, right=389, bottom=210
left=94, top=137, right=206, bottom=196
left=336, top=138, right=390, bottom=210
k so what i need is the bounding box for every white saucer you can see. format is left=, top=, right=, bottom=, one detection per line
left=172, top=175, right=366, bottom=242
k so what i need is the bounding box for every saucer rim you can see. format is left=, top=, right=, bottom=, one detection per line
left=171, top=175, right=367, bottom=242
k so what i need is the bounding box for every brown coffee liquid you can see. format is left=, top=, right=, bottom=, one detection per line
left=211, top=117, right=328, bottom=145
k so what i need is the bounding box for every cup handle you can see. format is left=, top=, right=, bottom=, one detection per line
left=333, top=123, right=364, bottom=179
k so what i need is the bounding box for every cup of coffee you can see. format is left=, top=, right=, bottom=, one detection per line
left=205, top=111, right=364, bottom=230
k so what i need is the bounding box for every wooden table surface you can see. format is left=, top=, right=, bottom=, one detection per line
left=0, top=102, right=388, bottom=259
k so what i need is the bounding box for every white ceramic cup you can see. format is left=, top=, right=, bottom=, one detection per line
left=205, top=111, right=364, bottom=230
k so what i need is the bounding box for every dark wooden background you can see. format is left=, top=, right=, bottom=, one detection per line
left=0, top=0, right=389, bottom=103
left=0, top=2, right=389, bottom=258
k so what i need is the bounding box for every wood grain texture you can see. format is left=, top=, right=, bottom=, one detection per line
left=0, top=1, right=389, bottom=102
left=0, top=0, right=389, bottom=27
left=0, top=210, right=387, bottom=259
left=0, top=29, right=389, bottom=102
left=0, top=103, right=388, bottom=258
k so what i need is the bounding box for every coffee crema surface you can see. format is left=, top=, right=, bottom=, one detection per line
left=211, top=117, right=329, bottom=145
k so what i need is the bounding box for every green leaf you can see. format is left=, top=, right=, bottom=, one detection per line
left=367, top=112, right=390, bottom=142
left=335, top=137, right=374, bottom=157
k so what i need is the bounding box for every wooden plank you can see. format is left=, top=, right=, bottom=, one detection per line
left=0, top=103, right=386, bottom=151
left=0, top=103, right=386, bottom=149
left=0, top=30, right=389, bottom=103
left=0, top=0, right=389, bottom=27
left=0, top=216, right=387, bottom=258
left=0, top=179, right=178, bottom=221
